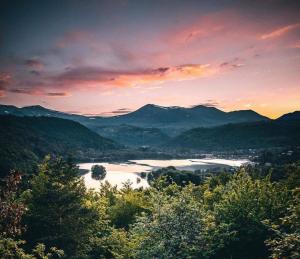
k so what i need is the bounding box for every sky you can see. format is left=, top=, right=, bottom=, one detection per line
left=0, top=0, right=299, bottom=118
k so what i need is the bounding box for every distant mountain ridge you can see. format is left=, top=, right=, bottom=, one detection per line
left=0, top=104, right=271, bottom=138
left=278, top=111, right=300, bottom=121
left=0, top=104, right=87, bottom=122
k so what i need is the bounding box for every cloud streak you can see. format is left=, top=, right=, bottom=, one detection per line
left=1, top=63, right=218, bottom=97
left=100, top=108, right=133, bottom=116
left=260, top=23, right=300, bottom=40
left=52, top=64, right=216, bottom=88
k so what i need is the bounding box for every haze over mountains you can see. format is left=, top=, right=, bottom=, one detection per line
left=0, top=104, right=270, bottom=144
left=1, top=103, right=299, bottom=149
left=1, top=103, right=300, bottom=175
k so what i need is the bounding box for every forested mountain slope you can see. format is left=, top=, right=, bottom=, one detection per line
left=0, top=115, right=119, bottom=176
left=165, top=120, right=300, bottom=151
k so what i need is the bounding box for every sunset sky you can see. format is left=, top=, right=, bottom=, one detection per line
left=0, top=0, right=299, bottom=118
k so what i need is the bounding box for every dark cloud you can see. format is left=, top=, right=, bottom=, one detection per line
left=24, top=58, right=44, bottom=69
left=191, top=100, right=220, bottom=108
left=220, top=58, right=245, bottom=70
left=101, top=108, right=132, bottom=116
left=8, top=88, right=67, bottom=97
left=46, top=92, right=68, bottom=97
left=30, top=70, right=41, bottom=76
left=9, top=88, right=33, bottom=94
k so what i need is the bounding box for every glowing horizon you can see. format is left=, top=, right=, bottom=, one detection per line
left=0, top=0, right=299, bottom=119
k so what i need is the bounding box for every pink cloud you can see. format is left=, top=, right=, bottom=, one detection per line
left=0, top=72, right=11, bottom=89
left=260, top=23, right=300, bottom=40
left=52, top=64, right=217, bottom=89
left=2, top=63, right=219, bottom=97
left=165, top=10, right=255, bottom=46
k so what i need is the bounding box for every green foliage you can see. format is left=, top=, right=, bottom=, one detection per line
left=0, top=238, right=64, bottom=259
left=148, top=166, right=206, bottom=186
left=91, top=165, right=107, bottom=180
left=129, top=186, right=232, bottom=258
left=109, top=186, right=150, bottom=230
left=210, top=171, right=292, bottom=258
left=265, top=188, right=300, bottom=259
left=2, top=155, right=300, bottom=258
left=23, top=156, right=109, bottom=258
left=0, top=168, right=63, bottom=259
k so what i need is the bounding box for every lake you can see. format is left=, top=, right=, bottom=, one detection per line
left=79, top=158, right=249, bottom=190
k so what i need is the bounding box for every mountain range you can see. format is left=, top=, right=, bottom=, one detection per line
left=1, top=104, right=300, bottom=175
left=0, top=104, right=270, bottom=145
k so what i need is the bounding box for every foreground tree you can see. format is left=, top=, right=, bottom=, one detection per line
left=0, top=171, right=25, bottom=238
left=210, top=171, right=292, bottom=258
left=23, top=156, right=105, bottom=258
left=265, top=188, right=300, bottom=259
left=0, top=170, right=63, bottom=258
left=129, top=184, right=232, bottom=258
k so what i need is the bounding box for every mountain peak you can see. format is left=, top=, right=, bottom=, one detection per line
left=22, top=105, right=48, bottom=110
left=138, top=104, right=168, bottom=111
left=190, top=105, right=220, bottom=111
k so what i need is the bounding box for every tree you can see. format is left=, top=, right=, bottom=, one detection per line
left=23, top=156, right=105, bottom=258
left=0, top=170, right=63, bottom=259
left=265, top=188, right=300, bottom=259
left=210, top=170, right=292, bottom=258
left=108, top=184, right=149, bottom=230
left=91, top=165, right=107, bottom=180
left=0, top=170, right=25, bottom=238
left=129, top=185, right=232, bottom=258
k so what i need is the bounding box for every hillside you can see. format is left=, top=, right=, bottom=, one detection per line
left=165, top=120, right=300, bottom=151
left=0, top=116, right=119, bottom=176
left=278, top=111, right=300, bottom=121
left=94, top=124, right=170, bottom=147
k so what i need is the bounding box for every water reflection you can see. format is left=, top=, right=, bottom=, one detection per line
left=79, top=158, right=248, bottom=190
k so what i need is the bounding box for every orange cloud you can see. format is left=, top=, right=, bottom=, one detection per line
left=53, top=64, right=217, bottom=89
left=260, top=23, right=300, bottom=40
left=113, top=64, right=216, bottom=87
left=2, top=64, right=217, bottom=97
